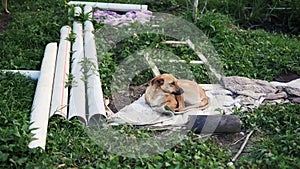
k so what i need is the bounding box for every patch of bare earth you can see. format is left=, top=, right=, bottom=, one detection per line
left=109, top=84, right=250, bottom=160
left=0, top=13, right=11, bottom=32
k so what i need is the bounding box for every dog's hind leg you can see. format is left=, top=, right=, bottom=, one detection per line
left=175, top=94, right=185, bottom=111
left=176, top=96, right=209, bottom=112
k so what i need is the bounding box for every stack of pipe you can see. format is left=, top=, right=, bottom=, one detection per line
left=27, top=1, right=148, bottom=150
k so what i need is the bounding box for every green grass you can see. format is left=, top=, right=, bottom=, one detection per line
left=198, top=0, right=300, bottom=34
left=0, top=73, right=36, bottom=167
left=196, top=11, right=300, bottom=80
left=235, top=103, right=300, bottom=168
left=1, top=0, right=300, bottom=168
left=0, top=0, right=68, bottom=70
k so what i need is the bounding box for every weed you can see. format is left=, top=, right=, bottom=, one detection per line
left=66, top=31, right=76, bottom=43
left=235, top=104, right=300, bottom=167
left=0, top=0, right=300, bottom=168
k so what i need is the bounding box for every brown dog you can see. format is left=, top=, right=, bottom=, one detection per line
left=145, top=74, right=208, bottom=114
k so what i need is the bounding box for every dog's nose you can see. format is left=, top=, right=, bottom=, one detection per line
left=173, top=88, right=184, bottom=95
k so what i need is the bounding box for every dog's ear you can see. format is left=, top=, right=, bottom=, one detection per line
left=151, top=77, right=164, bottom=86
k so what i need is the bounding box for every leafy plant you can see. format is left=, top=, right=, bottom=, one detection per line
left=199, top=0, right=300, bottom=34
left=1, top=0, right=300, bottom=168
left=196, top=11, right=300, bottom=80
left=0, top=73, right=36, bottom=168
left=235, top=104, right=300, bottom=167
left=0, top=0, right=68, bottom=70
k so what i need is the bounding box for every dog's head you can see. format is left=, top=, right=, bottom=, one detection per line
left=150, top=74, right=184, bottom=95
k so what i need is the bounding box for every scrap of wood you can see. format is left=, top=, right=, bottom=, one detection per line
left=193, top=0, right=198, bottom=21
left=232, top=129, right=256, bottom=162
left=161, top=39, right=222, bottom=81
left=200, top=0, right=208, bottom=16
left=188, top=60, right=204, bottom=64
left=144, top=52, right=161, bottom=77
left=230, top=135, right=246, bottom=146
left=153, top=59, right=204, bottom=65
left=161, top=41, right=188, bottom=46
left=186, top=39, right=222, bottom=81
left=104, top=99, right=115, bottom=116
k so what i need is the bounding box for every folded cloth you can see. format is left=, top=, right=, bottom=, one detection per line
left=270, top=78, right=300, bottom=89
left=93, top=9, right=153, bottom=27
left=270, top=78, right=300, bottom=99
left=222, top=76, right=300, bottom=107
left=290, top=97, right=300, bottom=104
left=108, top=85, right=235, bottom=127
left=221, top=76, right=288, bottom=100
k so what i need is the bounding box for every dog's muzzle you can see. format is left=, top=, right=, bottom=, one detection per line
left=172, top=88, right=184, bottom=95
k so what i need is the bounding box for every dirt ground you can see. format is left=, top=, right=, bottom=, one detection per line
left=106, top=72, right=298, bottom=159
left=108, top=83, right=246, bottom=156
left=0, top=13, right=11, bottom=32
left=108, top=84, right=147, bottom=112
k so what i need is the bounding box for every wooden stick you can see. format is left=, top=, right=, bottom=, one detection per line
left=144, top=52, right=161, bottom=77
left=186, top=39, right=222, bottom=80
left=161, top=41, right=187, bottom=45
left=193, top=0, right=198, bottom=21
left=230, top=135, right=246, bottom=146
left=200, top=0, right=208, bottom=16
left=153, top=59, right=204, bottom=65
left=232, top=129, right=256, bottom=162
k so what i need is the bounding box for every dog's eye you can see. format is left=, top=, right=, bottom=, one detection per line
left=170, top=82, right=175, bottom=86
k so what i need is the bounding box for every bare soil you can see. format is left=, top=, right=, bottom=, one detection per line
left=108, top=84, right=248, bottom=157
left=108, top=84, right=147, bottom=113
left=0, top=13, right=11, bottom=32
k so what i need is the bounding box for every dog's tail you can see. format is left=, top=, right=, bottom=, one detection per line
left=200, top=95, right=209, bottom=108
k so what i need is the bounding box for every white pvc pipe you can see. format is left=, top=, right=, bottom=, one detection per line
left=50, top=26, right=72, bottom=118
left=68, top=1, right=148, bottom=12
left=68, top=7, right=87, bottom=123
left=28, top=42, right=58, bottom=149
left=84, top=19, right=107, bottom=125
left=84, top=5, right=93, bottom=20
left=0, top=70, right=40, bottom=80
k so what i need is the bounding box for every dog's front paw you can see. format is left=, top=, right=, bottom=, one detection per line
left=173, top=108, right=185, bottom=114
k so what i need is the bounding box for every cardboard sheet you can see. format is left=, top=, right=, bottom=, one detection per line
left=108, top=84, right=235, bottom=127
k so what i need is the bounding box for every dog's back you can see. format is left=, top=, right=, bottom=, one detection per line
left=145, top=74, right=208, bottom=113
left=177, top=79, right=207, bottom=106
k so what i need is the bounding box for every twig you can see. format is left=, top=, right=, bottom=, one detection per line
left=163, top=5, right=181, bottom=12
left=186, top=39, right=222, bottom=81
left=230, top=135, right=246, bottom=146
left=192, top=133, right=212, bottom=140
left=239, top=116, right=248, bottom=119
left=231, top=129, right=256, bottom=162
left=200, top=0, right=208, bottom=16
left=193, top=0, right=198, bottom=22
left=144, top=52, right=160, bottom=77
